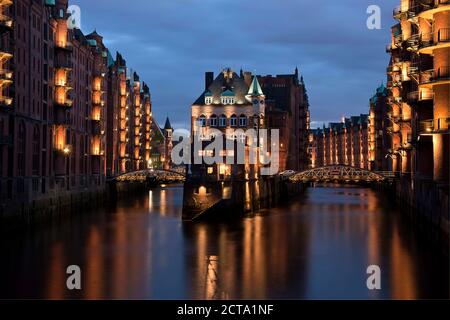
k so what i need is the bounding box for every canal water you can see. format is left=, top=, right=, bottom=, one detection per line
left=1, top=185, right=449, bottom=299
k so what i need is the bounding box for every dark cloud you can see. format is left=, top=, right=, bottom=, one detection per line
left=72, top=0, right=397, bottom=129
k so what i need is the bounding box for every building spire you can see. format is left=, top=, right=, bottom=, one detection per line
left=247, top=75, right=264, bottom=97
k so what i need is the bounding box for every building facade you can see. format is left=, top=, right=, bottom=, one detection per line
left=387, top=0, right=449, bottom=181
left=311, top=115, right=370, bottom=170
left=258, top=68, right=311, bottom=172
left=0, top=0, right=154, bottom=217
left=190, top=68, right=266, bottom=181
left=369, top=84, right=392, bottom=171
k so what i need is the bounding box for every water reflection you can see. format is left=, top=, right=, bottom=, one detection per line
left=0, top=185, right=448, bottom=299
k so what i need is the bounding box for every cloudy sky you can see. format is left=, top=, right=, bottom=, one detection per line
left=72, top=0, right=397, bottom=129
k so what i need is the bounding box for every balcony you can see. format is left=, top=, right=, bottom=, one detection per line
left=54, top=57, right=73, bottom=70
left=0, top=68, right=12, bottom=88
left=407, top=90, right=434, bottom=103
left=418, top=29, right=450, bottom=54
left=420, top=118, right=450, bottom=134
left=393, top=5, right=419, bottom=20
left=406, top=34, right=420, bottom=51
left=0, top=96, right=12, bottom=108
left=387, top=126, right=400, bottom=135
left=419, top=66, right=450, bottom=86
left=55, top=41, right=73, bottom=52
left=0, top=13, right=13, bottom=33
left=91, top=119, right=102, bottom=136
left=417, top=0, right=450, bottom=19
left=54, top=97, right=73, bottom=109
left=53, top=109, right=70, bottom=125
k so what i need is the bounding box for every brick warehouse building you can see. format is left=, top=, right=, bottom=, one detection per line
left=385, top=0, right=449, bottom=235
left=258, top=68, right=311, bottom=172
left=0, top=0, right=153, bottom=218
left=310, top=115, right=370, bottom=170
left=387, top=0, right=449, bottom=182
left=189, top=68, right=311, bottom=177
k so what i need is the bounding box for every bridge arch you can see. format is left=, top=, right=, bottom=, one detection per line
left=112, top=169, right=186, bottom=183
left=289, top=165, right=386, bottom=183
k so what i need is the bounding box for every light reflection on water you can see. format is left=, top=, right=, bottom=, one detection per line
left=0, top=184, right=448, bottom=299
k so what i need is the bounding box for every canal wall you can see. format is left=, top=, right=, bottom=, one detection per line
left=380, top=176, right=450, bottom=253
left=0, top=187, right=107, bottom=228
left=182, top=176, right=305, bottom=221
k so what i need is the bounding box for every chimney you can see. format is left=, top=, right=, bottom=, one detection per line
left=244, top=71, right=252, bottom=87
left=205, top=72, right=214, bottom=90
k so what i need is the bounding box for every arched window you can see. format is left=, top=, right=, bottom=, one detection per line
left=230, top=114, right=237, bottom=127
left=210, top=114, right=218, bottom=127
left=32, top=125, right=40, bottom=176
left=219, top=114, right=227, bottom=127
left=198, top=115, right=206, bottom=127
left=17, top=121, right=26, bottom=176
left=239, top=114, right=247, bottom=127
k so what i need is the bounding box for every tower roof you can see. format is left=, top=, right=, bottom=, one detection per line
left=164, top=117, right=172, bottom=130
left=248, top=76, right=264, bottom=97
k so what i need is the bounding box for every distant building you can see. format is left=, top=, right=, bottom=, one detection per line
left=258, top=68, right=311, bottom=172
left=149, top=117, right=173, bottom=170
left=368, top=84, right=391, bottom=171
left=0, top=0, right=153, bottom=217
left=311, top=115, right=370, bottom=170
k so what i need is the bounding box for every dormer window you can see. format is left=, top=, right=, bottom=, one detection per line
left=221, top=89, right=235, bottom=105
left=221, top=97, right=235, bottom=105
left=204, top=91, right=213, bottom=105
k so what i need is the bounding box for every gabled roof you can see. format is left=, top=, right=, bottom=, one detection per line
left=193, top=69, right=251, bottom=105
left=221, top=89, right=235, bottom=97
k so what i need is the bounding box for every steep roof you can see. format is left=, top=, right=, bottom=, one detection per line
left=193, top=69, right=252, bottom=105
left=248, top=76, right=264, bottom=97
left=164, top=117, right=172, bottom=130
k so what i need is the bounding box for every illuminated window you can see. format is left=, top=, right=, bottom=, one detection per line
left=230, top=115, right=237, bottom=127
left=207, top=167, right=214, bottom=174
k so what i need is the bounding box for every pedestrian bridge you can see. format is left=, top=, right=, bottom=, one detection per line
left=112, top=169, right=186, bottom=183
left=288, top=165, right=392, bottom=183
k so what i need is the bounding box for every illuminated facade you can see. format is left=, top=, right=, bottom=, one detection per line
left=258, top=69, right=311, bottom=172
left=369, top=84, right=392, bottom=171
left=190, top=68, right=266, bottom=181
left=387, top=0, right=449, bottom=181
left=0, top=0, right=154, bottom=215
left=311, top=115, right=370, bottom=170
left=105, top=59, right=153, bottom=175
